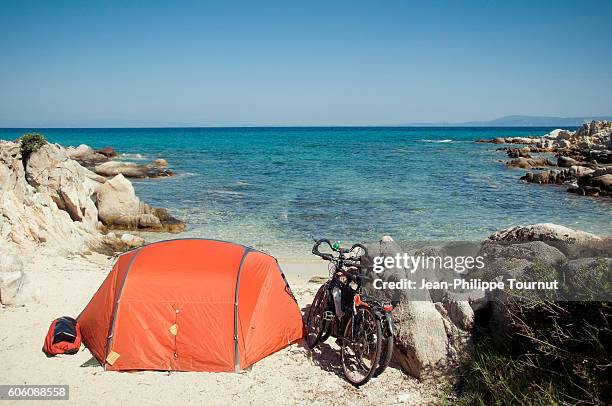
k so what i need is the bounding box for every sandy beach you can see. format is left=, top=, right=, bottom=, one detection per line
left=0, top=253, right=440, bottom=406
left=2, top=2, right=611, bottom=403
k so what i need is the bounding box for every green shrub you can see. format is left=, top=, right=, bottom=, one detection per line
left=455, top=259, right=611, bottom=405
left=18, top=133, right=47, bottom=161
left=454, top=339, right=564, bottom=405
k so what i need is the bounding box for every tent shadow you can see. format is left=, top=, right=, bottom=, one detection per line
left=80, top=356, right=101, bottom=368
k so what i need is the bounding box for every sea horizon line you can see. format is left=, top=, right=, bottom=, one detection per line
left=0, top=124, right=577, bottom=130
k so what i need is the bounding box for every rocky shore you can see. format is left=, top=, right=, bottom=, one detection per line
left=477, top=120, right=612, bottom=197
left=367, top=223, right=610, bottom=380
left=67, top=144, right=173, bottom=178
left=1, top=132, right=609, bottom=402
left=0, top=135, right=185, bottom=305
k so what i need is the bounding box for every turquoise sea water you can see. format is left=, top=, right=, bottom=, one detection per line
left=1, top=127, right=610, bottom=259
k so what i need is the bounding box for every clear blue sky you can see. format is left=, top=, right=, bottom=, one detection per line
left=1, top=0, right=611, bottom=127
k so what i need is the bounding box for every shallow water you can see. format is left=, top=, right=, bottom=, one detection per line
left=2, top=127, right=610, bottom=259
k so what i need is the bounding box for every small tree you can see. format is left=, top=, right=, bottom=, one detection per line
left=18, top=132, right=47, bottom=163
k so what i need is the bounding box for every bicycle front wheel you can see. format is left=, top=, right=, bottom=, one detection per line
left=341, top=306, right=382, bottom=386
left=305, top=283, right=330, bottom=349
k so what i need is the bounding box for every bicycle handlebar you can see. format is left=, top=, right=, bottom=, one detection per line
left=311, top=239, right=369, bottom=262
left=350, top=243, right=368, bottom=254
left=311, top=239, right=334, bottom=261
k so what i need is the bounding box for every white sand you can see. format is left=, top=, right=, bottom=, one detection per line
left=0, top=253, right=440, bottom=405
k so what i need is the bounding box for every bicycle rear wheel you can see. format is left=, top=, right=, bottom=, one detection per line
left=341, top=306, right=382, bottom=386
left=305, top=283, right=330, bottom=349
left=374, top=322, right=393, bottom=377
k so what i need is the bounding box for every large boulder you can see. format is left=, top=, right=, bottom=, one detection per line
left=506, top=157, right=553, bottom=169
left=505, top=137, right=539, bottom=145
left=506, top=148, right=532, bottom=159
left=489, top=223, right=601, bottom=244
left=392, top=300, right=450, bottom=378
left=120, top=233, right=145, bottom=248
left=96, top=146, right=117, bottom=158
left=366, top=237, right=475, bottom=379
left=66, top=144, right=111, bottom=167
left=489, top=223, right=602, bottom=258
left=592, top=174, right=612, bottom=189
left=0, top=247, right=25, bottom=305
left=573, top=173, right=612, bottom=197
left=0, top=141, right=100, bottom=254
left=557, top=156, right=582, bottom=167
left=96, top=174, right=139, bottom=223
left=544, top=129, right=569, bottom=139
left=96, top=174, right=185, bottom=232
left=475, top=240, right=566, bottom=281
left=392, top=293, right=475, bottom=378
left=25, top=143, right=104, bottom=223
left=94, top=159, right=172, bottom=178
left=521, top=170, right=565, bottom=184
left=521, top=166, right=595, bottom=186
left=488, top=240, right=561, bottom=260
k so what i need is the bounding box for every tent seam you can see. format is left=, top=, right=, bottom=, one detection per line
left=233, top=247, right=251, bottom=372
left=240, top=266, right=274, bottom=366
left=103, top=246, right=143, bottom=370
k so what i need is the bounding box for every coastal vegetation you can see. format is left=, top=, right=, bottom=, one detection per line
left=18, top=132, right=47, bottom=163
left=454, top=260, right=611, bottom=405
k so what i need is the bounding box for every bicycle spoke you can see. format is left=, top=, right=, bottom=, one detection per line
left=341, top=307, right=382, bottom=386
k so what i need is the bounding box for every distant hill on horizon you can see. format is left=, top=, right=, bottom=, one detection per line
left=3, top=115, right=612, bottom=129
left=405, top=115, right=612, bottom=127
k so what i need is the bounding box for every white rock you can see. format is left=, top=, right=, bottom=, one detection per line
left=393, top=300, right=450, bottom=378
left=94, top=159, right=170, bottom=178
left=26, top=144, right=100, bottom=224
left=489, top=223, right=602, bottom=243
left=568, top=165, right=594, bottom=177
left=0, top=247, right=25, bottom=305
left=120, top=233, right=145, bottom=248
left=96, top=174, right=184, bottom=232
left=96, top=174, right=141, bottom=227
left=0, top=141, right=101, bottom=254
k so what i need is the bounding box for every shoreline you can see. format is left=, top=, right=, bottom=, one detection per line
left=2, top=130, right=610, bottom=405
left=0, top=251, right=440, bottom=405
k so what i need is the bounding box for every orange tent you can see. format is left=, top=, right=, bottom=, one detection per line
left=78, top=239, right=304, bottom=372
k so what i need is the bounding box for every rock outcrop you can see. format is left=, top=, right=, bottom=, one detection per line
left=568, top=168, right=612, bottom=197
left=506, top=147, right=532, bottom=158
left=68, top=144, right=173, bottom=178
left=96, top=174, right=185, bottom=232
left=94, top=159, right=172, bottom=178
left=478, top=224, right=611, bottom=340
left=26, top=143, right=106, bottom=222
left=0, top=139, right=184, bottom=304
left=66, top=144, right=115, bottom=167
left=479, top=121, right=612, bottom=198
left=544, top=120, right=612, bottom=151
left=366, top=237, right=475, bottom=379
left=0, top=141, right=101, bottom=254
left=374, top=225, right=609, bottom=379
left=489, top=223, right=601, bottom=244
left=0, top=248, right=25, bottom=305
left=521, top=166, right=594, bottom=185
left=476, top=136, right=540, bottom=145
left=506, top=157, right=553, bottom=169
